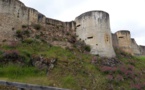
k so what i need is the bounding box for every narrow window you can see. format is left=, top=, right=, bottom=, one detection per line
left=87, top=36, right=93, bottom=39
left=76, top=24, right=81, bottom=27
left=119, top=36, right=124, bottom=38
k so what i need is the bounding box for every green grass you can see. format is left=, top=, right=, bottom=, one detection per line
left=0, top=64, right=45, bottom=79
left=136, top=56, right=145, bottom=60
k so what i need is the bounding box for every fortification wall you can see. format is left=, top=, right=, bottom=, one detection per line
left=131, top=38, right=141, bottom=56
left=75, top=11, right=116, bottom=58
left=139, top=46, right=145, bottom=55
left=0, top=0, right=29, bottom=25
left=0, top=0, right=72, bottom=25
left=0, top=13, right=21, bottom=43
left=112, top=33, right=118, bottom=48
left=0, top=0, right=75, bottom=43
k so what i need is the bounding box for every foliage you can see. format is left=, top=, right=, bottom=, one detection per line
left=32, top=24, right=41, bottom=30
left=84, top=45, right=91, bottom=52
left=22, top=38, right=34, bottom=44
left=16, top=30, right=23, bottom=38
left=22, top=25, right=28, bottom=28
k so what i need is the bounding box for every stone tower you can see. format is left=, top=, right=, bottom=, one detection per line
left=115, top=30, right=133, bottom=54
left=75, top=11, right=116, bottom=58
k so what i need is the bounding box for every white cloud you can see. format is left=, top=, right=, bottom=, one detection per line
left=20, top=0, right=145, bottom=45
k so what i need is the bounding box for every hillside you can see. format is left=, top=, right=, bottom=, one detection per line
left=0, top=25, right=145, bottom=90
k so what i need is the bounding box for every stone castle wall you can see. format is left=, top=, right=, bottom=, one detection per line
left=139, top=46, right=145, bottom=55
left=131, top=38, right=141, bottom=56
left=0, top=0, right=75, bottom=43
left=112, top=33, right=118, bottom=48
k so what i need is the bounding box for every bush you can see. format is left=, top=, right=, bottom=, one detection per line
left=16, top=30, right=23, bottom=38
left=22, top=25, right=28, bottom=28
left=23, top=30, right=30, bottom=36
left=84, top=45, right=91, bottom=52
left=33, top=24, right=41, bottom=30
left=3, top=50, right=19, bottom=59
left=35, top=35, right=40, bottom=39
left=23, top=38, right=34, bottom=44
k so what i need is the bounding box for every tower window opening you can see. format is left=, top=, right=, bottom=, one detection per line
left=119, top=36, right=124, bottom=38
left=76, top=24, right=81, bottom=27
left=87, top=36, right=93, bottom=39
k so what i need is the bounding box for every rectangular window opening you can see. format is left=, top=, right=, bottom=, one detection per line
left=76, top=24, right=81, bottom=27
left=87, top=36, right=93, bottom=39
left=119, top=36, right=124, bottom=38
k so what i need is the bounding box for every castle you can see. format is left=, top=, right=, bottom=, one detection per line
left=0, top=0, right=145, bottom=58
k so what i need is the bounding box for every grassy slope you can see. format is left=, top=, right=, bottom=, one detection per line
left=0, top=42, right=145, bottom=90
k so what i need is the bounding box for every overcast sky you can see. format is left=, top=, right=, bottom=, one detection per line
left=20, top=0, right=145, bottom=45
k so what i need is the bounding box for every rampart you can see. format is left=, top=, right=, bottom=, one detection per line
left=0, top=0, right=144, bottom=57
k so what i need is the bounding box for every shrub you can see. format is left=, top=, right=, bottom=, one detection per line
left=33, top=24, right=41, bottom=30
left=100, top=66, right=118, bottom=75
left=16, top=30, right=23, bottom=38
left=84, top=45, right=91, bottom=52
left=100, top=66, right=113, bottom=74
left=115, top=74, right=124, bottom=82
left=22, top=25, right=27, bottom=28
left=107, top=74, right=114, bottom=82
left=0, top=50, right=3, bottom=55
left=2, top=39, right=7, bottom=42
left=23, top=30, right=30, bottom=36
left=35, top=35, right=40, bottom=39
left=23, top=38, right=34, bottom=44
left=3, top=50, right=20, bottom=60
left=131, top=84, right=143, bottom=90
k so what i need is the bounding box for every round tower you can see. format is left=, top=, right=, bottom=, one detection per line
left=115, top=30, right=133, bottom=54
left=75, top=10, right=116, bottom=58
